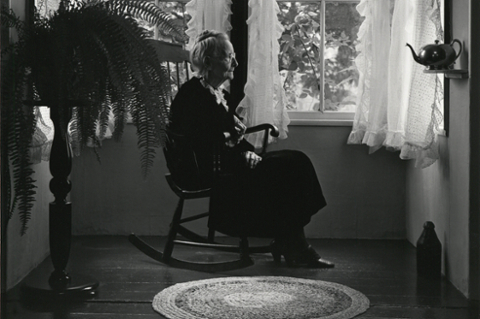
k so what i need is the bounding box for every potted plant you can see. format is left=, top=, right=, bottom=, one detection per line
left=2, top=0, right=186, bottom=233
left=1, top=0, right=186, bottom=293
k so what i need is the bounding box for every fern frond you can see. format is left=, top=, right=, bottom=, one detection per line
left=104, top=0, right=187, bottom=43
left=1, top=38, right=38, bottom=234
left=69, top=108, right=82, bottom=156
left=1, top=0, right=175, bottom=233
left=130, top=104, right=157, bottom=178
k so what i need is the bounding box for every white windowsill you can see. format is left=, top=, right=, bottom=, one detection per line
left=287, top=111, right=354, bottom=126
left=436, top=129, right=447, bottom=136
left=289, top=119, right=353, bottom=126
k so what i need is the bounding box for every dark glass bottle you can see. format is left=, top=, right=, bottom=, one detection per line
left=416, top=221, right=442, bottom=278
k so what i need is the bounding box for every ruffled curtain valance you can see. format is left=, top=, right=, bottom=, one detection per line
left=348, top=0, right=444, bottom=168
left=237, top=0, right=290, bottom=148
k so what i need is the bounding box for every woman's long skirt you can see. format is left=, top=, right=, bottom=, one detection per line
left=208, top=149, right=327, bottom=238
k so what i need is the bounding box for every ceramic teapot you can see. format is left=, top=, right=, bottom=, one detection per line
left=406, top=39, right=462, bottom=70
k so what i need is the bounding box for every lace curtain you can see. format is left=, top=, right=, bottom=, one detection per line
left=348, top=0, right=444, bottom=168
left=29, top=0, right=59, bottom=163
left=236, top=0, right=290, bottom=148
left=30, top=107, right=54, bottom=164
left=185, top=0, right=233, bottom=51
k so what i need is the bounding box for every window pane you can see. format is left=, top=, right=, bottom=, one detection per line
left=277, top=1, right=363, bottom=113
left=324, top=1, right=363, bottom=112
left=278, top=2, right=322, bottom=112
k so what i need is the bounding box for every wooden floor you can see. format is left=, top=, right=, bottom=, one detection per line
left=4, top=236, right=479, bottom=318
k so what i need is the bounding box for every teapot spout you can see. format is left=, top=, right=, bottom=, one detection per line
left=406, top=43, right=422, bottom=64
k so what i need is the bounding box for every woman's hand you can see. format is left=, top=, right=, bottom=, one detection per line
left=233, top=116, right=246, bottom=140
left=244, top=151, right=262, bottom=169
left=225, top=116, right=246, bottom=147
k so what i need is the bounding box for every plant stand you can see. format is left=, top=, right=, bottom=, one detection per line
left=22, top=104, right=98, bottom=298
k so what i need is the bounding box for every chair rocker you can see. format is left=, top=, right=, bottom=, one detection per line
left=129, top=123, right=280, bottom=272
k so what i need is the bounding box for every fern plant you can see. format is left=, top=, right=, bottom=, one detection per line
left=1, top=0, right=187, bottom=234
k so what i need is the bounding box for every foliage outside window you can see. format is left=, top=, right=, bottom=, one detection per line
left=277, top=1, right=363, bottom=124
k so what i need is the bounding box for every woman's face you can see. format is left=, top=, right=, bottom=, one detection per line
left=207, top=39, right=238, bottom=87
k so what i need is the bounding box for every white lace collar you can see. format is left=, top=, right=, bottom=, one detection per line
left=199, top=77, right=228, bottom=111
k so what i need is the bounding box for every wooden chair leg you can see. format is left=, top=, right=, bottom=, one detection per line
left=163, top=198, right=184, bottom=261
left=208, top=229, right=215, bottom=243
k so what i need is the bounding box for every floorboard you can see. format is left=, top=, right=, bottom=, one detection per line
left=4, top=236, right=479, bottom=318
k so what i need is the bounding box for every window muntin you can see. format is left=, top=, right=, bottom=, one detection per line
left=277, top=0, right=363, bottom=124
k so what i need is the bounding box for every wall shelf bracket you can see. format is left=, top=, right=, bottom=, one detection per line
left=424, top=69, right=469, bottom=79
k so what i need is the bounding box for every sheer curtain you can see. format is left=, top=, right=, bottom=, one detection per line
left=30, top=107, right=54, bottom=163
left=348, top=0, right=443, bottom=168
left=185, top=0, right=233, bottom=51
left=347, top=0, right=392, bottom=152
left=236, top=0, right=290, bottom=148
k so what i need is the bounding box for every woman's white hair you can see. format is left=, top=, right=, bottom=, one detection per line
left=190, top=30, right=229, bottom=77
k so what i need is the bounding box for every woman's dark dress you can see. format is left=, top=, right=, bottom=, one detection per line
left=168, top=77, right=326, bottom=238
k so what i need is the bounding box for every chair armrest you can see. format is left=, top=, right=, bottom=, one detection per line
left=245, top=123, right=280, bottom=137
left=245, top=123, right=279, bottom=155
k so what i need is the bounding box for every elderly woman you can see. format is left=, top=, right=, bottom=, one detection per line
left=168, top=30, right=334, bottom=268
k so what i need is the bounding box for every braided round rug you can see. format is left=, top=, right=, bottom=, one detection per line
left=152, top=276, right=369, bottom=319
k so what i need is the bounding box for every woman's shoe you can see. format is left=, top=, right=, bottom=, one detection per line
left=271, top=241, right=334, bottom=268
left=284, top=245, right=335, bottom=269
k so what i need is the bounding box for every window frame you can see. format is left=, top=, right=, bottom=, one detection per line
left=277, top=0, right=361, bottom=126
left=157, top=0, right=359, bottom=126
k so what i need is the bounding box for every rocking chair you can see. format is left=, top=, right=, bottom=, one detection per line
left=128, top=39, right=280, bottom=271
left=129, top=123, right=279, bottom=271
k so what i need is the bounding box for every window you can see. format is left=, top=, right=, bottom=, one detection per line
left=277, top=1, right=363, bottom=125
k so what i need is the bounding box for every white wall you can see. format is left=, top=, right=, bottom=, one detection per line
left=270, top=126, right=407, bottom=239
left=469, top=0, right=480, bottom=301
left=6, top=161, right=52, bottom=290
left=406, top=0, right=472, bottom=298
left=71, top=125, right=407, bottom=239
